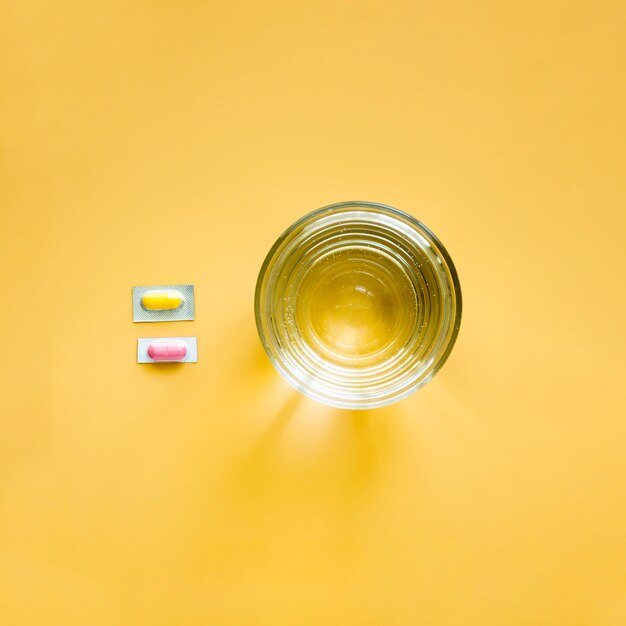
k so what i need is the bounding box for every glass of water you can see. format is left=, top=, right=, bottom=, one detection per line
left=255, top=201, right=462, bottom=409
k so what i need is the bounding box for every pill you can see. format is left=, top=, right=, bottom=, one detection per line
left=141, top=290, right=184, bottom=311
left=147, top=340, right=188, bottom=362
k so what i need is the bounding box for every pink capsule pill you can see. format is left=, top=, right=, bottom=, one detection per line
left=147, top=340, right=187, bottom=362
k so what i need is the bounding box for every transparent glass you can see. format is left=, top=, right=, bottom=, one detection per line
left=255, top=201, right=462, bottom=409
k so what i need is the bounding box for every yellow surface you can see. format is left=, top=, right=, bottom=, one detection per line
left=1, top=1, right=625, bottom=624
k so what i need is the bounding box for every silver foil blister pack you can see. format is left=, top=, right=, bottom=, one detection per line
left=132, top=284, right=195, bottom=322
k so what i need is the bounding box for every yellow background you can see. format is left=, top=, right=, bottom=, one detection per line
left=1, top=1, right=625, bottom=624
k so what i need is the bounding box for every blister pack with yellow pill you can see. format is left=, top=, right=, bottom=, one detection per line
left=132, top=284, right=195, bottom=322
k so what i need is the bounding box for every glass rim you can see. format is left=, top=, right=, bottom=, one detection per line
left=255, top=201, right=463, bottom=409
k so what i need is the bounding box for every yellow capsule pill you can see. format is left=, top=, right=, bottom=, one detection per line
left=141, top=290, right=184, bottom=311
